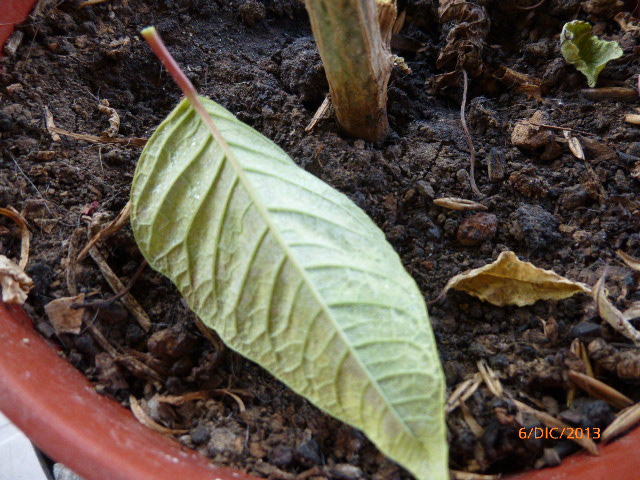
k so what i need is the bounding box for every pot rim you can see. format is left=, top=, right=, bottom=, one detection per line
left=0, top=301, right=261, bottom=480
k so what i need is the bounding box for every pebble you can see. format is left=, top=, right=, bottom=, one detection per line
left=190, top=424, right=211, bottom=445
left=456, top=168, right=470, bottom=186
left=510, top=204, right=560, bottom=250
left=560, top=184, right=592, bottom=209
left=569, top=321, right=602, bottom=339
left=330, top=464, right=363, bottom=480
left=487, top=147, right=506, bottom=182
left=296, top=437, right=323, bottom=466
left=457, top=213, right=498, bottom=246
left=415, top=180, right=435, bottom=200
left=147, top=325, right=198, bottom=359
left=239, top=0, right=266, bottom=26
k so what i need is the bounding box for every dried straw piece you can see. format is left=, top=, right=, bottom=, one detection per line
left=513, top=399, right=599, bottom=455
left=602, top=402, right=640, bottom=442
left=451, top=472, right=500, bottom=480
left=433, top=197, right=487, bottom=211
left=568, top=370, right=633, bottom=410
left=446, top=374, right=482, bottom=414
left=48, top=126, right=147, bottom=147
left=477, top=360, right=503, bottom=397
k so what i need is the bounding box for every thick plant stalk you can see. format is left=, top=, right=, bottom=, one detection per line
left=304, top=0, right=396, bottom=142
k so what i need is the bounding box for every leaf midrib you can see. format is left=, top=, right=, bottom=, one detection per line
left=193, top=98, right=424, bottom=449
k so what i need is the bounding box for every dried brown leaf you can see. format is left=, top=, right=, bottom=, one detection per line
left=433, top=0, right=489, bottom=91
left=593, top=271, right=640, bottom=345
left=44, top=294, right=85, bottom=334
left=443, top=251, right=591, bottom=307
left=0, top=255, right=33, bottom=304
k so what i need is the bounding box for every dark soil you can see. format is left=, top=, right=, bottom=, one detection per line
left=2, top=0, right=640, bottom=478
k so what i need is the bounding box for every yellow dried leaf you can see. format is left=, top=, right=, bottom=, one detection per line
left=443, top=251, right=591, bottom=306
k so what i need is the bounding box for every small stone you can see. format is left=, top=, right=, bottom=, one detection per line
left=239, top=0, right=266, bottom=26
left=510, top=204, right=560, bottom=250
left=560, top=184, right=592, bottom=209
left=487, top=147, right=506, bottom=182
left=570, top=321, right=602, bottom=339
left=456, top=168, right=470, bottom=186
left=415, top=180, right=435, bottom=199
left=147, top=325, right=198, bottom=359
left=511, top=110, right=554, bottom=150
left=353, top=139, right=365, bottom=150
left=330, top=464, right=363, bottom=480
left=207, top=428, right=244, bottom=455
left=268, top=445, right=293, bottom=467
left=190, top=424, right=211, bottom=445
left=6, top=83, right=23, bottom=96
left=457, top=213, right=498, bottom=246
left=296, top=437, right=323, bottom=466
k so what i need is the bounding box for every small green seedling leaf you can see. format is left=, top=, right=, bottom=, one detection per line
left=560, top=20, right=623, bottom=88
left=133, top=28, right=448, bottom=480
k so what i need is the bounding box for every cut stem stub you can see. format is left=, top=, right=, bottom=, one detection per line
left=304, top=0, right=396, bottom=142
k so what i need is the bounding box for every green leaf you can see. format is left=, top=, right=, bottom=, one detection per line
left=130, top=98, right=448, bottom=480
left=560, top=20, right=623, bottom=88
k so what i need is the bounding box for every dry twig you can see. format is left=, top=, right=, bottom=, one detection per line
left=87, top=247, right=152, bottom=331
left=461, top=70, right=483, bottom=198
left=0, top=207, right=30, bottom=270
left=77, top=201, right=131, bottom=261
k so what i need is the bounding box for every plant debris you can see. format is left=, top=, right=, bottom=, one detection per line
left=560, top=20, right=623, bottom=87
left=44, top=294, right=85, bottom=335
left=0, top=255, right=33, bottom=304
left=433, top=0, right=490, bottom=90
left=592, top=270, right=640, bottom=345
left=440, top=251, right=591, bottom=306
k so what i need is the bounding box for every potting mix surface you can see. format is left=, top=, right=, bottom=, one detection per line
left=2, top=0, right=640, bottom=478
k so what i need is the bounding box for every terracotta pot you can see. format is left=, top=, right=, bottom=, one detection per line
left=1, top=2, right=640, bottom=479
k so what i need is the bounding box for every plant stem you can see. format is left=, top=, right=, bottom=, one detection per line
left=141, top=27, right=235, bottom=162
left=304, top=0, right=396, bottom=142
left=460, top=70, right=483, bottom=198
